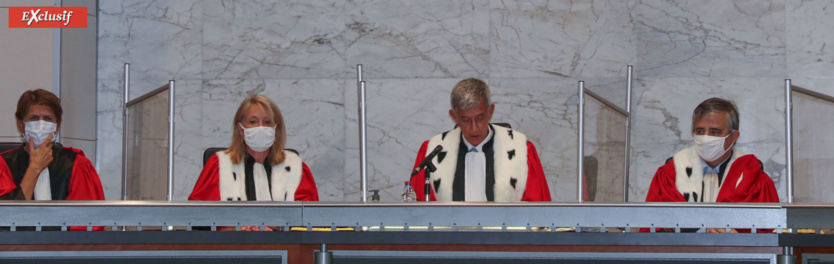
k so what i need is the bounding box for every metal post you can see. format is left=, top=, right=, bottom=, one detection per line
left=168, top=80, right=175, bottom=202
left=358, top=64, right=368, bottom=202
left=623, top=65, right=633, bottom=202
left=314, top=243, right=333, bottom=264
left=577, top=81, right=585, bottom=202
left=121, top=63, right=130, bottom=201
left=777, top=247, right=796, bottom=264
left=785, top=79, right=794, bottom=204
left=357, top=65, right=368, bottom=203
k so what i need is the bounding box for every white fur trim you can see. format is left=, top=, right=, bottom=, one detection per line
left=491, top=125, right=528, bottom=202
left=270, top=151, right=303, bottom=201
left=217, top=150, right=304, bottom=201
left=673, top=146, right=745, bottom=202
left=425, top=125, right=529, bottom=202
left=425, top=129, right=461, bottom=202
left=217, top=151, right=245, bottom=201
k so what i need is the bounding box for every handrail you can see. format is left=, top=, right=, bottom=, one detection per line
left=0, top=201, right=801, bottom=233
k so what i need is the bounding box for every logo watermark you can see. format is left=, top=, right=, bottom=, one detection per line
left=8, top=7, right=87, bottom=28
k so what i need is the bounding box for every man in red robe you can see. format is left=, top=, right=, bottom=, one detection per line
left=645, top=97, right=778, bottom=233
left=0, top=89, right=104, bottom=202
left=410, top=78, right=551, bottom=202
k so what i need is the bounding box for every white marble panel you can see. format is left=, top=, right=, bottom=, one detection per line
left=490, top=78, right=579, bottom=202
left=629, top=77, right=787, bottom=202
left=345, top=0, right=489, bottom=78
left=344, top=78, right=461, bottom=202
left=265, top=79, right=345, bottom=201
left=200, top=79, right=266, bottom=149
left=98, top=0, right=203, bottom=94
left=633, top=0, right=786, bottom=78
left=786, top=0, right=834, bottom=78
left=489, top=0, right=636, bottom=79
left=172, top=80, right=203, bottom=201
left=199, top=79, right=345, bottom=201
left=202, top=0, right=348, bottom=79
left=96, top=78, right=126, bottom=200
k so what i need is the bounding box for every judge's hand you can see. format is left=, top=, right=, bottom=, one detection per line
left=27, top=135, right=54, bottom=173
left=20, top=135, right=53, bottom=200
left=706, top=228, right=739, bottom=233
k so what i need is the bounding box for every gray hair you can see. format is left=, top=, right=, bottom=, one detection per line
left=692, top=97, right=739, bottom=133
left=450, top=78, right=491, bottom=112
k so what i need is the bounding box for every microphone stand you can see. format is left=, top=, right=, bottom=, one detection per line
left=424, top=162, right=436, bottom=202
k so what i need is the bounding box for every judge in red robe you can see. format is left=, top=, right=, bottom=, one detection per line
left=0, top=89, right=104, bottom=231
left=410, top=78, right=551, bottom=202
left=0, top=89, right=104, bottom=202
left=190, top=95, right=318, bottom=203
left=645, top=98, right=778, bottom=233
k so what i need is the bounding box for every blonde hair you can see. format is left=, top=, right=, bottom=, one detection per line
left=226, top=95, right=287, bottom=166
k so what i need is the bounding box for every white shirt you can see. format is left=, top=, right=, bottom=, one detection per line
left=462, top=127, right=493, bottom=202
left=699, top=151, right=732, bottom=203
left=34, top=169, right=52, bottom=200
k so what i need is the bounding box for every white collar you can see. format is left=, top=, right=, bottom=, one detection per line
left=463, top=126, right=493, bottom=152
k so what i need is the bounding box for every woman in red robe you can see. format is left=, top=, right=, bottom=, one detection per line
left=189, top=95, right=318, bottom=209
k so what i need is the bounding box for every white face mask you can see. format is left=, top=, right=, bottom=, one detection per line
left=22, top=120, right=57, bottom=148
left=693, top=133, right=733, bottom=163
left=240, top=123, right=275, bottom=152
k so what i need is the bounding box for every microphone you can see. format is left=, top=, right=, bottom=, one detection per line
left=411, top=145, right=443, bottom=177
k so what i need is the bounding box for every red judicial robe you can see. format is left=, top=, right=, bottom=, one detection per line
left=644, top=146, right=779, bottom=232
left=190, top=150, right=318, bottom=201
left=411, top=125, right=551, bottom=202
left=0, top=145, right=104, bottom=201
left=0, top=144, right=105, bottom=231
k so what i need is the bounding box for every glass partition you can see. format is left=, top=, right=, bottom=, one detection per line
left=124, top=84, right=171, bottom=201
left=583, top=93, right=627, bottom=202
left=791, top=86, right=834, bottom=203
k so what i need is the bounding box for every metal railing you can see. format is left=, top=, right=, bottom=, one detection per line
left=0, top=201, right=797, bottom=232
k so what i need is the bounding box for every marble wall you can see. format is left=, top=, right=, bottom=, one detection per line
left=97, top=0, right=834, bottom=203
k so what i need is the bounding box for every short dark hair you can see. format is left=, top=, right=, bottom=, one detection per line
left=15, top=89, right=63, bottom=123
left=692, top=97, right=738, bottom=133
